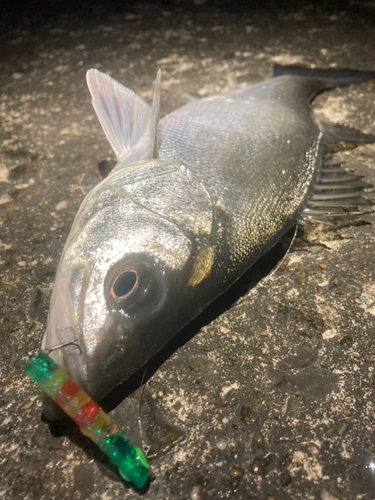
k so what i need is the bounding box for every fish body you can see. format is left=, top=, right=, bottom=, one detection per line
left=42, top=67, right=375, bottom=403
left=159, top=77, right=323, bottom=278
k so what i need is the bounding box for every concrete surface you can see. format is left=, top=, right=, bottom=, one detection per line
left=1, top=1, right=375, bottom=499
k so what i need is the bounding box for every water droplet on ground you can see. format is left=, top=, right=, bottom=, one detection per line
left=251, top=430, right=265, bottom=448
left=216, top=441, right=227, bottom=450
left=190, top=486, right=202, bottom=500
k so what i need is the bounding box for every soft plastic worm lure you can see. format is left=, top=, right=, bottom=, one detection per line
left=24, top=350, right=150, bottom=488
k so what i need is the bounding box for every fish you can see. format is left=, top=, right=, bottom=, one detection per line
left=41, top=65, right=375, bottom=416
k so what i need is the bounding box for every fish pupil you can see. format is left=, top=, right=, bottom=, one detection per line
left=113, top=271, right=137, bottom=298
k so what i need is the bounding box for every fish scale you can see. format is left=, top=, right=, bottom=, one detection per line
left=158, top=79, right=321, bottom=273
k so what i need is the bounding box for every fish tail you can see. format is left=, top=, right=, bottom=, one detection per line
left=273, top=64, right=375, bottom=87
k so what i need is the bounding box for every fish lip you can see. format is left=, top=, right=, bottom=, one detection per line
left=54, top=263, right=90, bottom=385
left=47, top=325, right=87, bottom=382
left=41, top=263, right=89, bottom=388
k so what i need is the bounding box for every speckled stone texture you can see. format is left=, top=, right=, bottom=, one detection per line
left=1, top=1, right=375, bottom=499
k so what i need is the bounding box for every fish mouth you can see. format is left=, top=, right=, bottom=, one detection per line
left=42, top=324, right=88, bottom=385
left=41, top=262, right=90, bottom=391
left=41, top=325, right=88, bottom=421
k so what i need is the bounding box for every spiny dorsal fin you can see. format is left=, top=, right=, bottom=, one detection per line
left=86, top=69, right=161, bottom=162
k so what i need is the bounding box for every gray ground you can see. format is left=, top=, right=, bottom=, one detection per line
left=1, top=1, right=375, bottom=499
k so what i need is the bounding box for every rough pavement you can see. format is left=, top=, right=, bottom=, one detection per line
left=1, top=1, right=375, bottom=499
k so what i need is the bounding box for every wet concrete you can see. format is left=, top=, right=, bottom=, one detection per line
left=1, top=1, right=375, bottom=499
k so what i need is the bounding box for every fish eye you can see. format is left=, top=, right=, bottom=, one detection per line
left=105, top=257, right=163, bottom=312
left=111, top=269, right=138, bottom=300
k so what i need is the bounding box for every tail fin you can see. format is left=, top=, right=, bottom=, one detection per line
left=273, top=64, right=375, bottom=87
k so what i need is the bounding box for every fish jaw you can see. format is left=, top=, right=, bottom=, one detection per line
left=41, top=262, right=89, bottom=392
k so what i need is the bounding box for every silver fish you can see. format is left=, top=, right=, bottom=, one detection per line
left=42, top=65, right=375, bottom=409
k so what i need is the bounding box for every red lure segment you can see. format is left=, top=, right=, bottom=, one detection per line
left=80, top=399, right=102, bottom=421
left=61, top=379, right=80, bottom=396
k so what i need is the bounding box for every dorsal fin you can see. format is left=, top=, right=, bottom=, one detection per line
left=86, top=69, right=161, bottom=163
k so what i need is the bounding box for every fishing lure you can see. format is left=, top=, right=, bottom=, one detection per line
left=24, top=347, right=150, bottom=489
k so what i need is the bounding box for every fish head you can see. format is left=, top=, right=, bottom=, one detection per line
left=42, top=161, right=214, bottom=402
